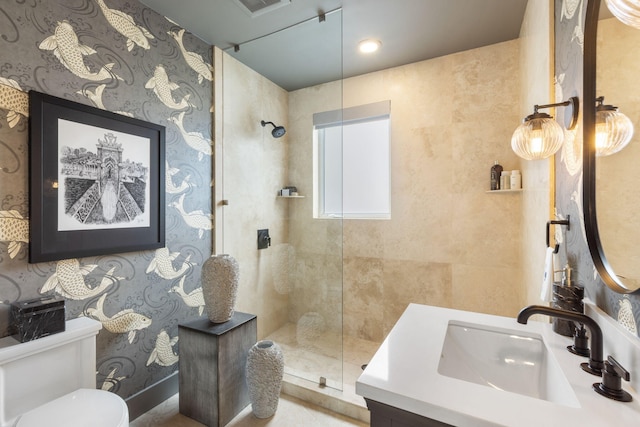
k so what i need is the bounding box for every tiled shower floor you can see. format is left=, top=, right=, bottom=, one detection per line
left=265, top=323, right=381, bottom=415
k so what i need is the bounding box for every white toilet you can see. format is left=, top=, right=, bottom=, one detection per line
left=0, top=317, right=129, bottom=427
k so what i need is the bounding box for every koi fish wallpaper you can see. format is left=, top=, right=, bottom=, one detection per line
left=554, top=0, right=639, bottom=332
left=0, top=0, right=213, bottom=400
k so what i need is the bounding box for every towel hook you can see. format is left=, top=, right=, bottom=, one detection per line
left=546, top=215, right=570, bottom=254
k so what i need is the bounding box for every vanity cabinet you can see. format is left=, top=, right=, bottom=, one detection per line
left=366, top=399, right=454, bottom=427
left=357, top=303, right=640, bottom=426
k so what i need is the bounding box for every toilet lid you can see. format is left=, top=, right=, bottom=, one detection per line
left=16, top=388, right=128, bottom=427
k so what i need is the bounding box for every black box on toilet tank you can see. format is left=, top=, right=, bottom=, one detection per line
left=10, top=296, right=65, bottom=342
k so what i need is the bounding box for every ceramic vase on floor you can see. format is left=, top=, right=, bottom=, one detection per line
left=246, top=340, right=284, bottom=418
left=296, top=311, right=326, bottom=347
left=201, top=254, right=239, bottom=323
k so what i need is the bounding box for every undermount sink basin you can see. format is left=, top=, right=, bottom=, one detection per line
left=438, top=320, right=580, bottom=407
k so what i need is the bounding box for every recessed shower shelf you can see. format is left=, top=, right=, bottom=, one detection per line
left=277, top=195, right=305, bottom=198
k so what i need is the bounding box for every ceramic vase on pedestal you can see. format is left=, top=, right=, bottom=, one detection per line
left=201, top=254, right=239, bottom=323
left=246, top=340, right=284, bottom=418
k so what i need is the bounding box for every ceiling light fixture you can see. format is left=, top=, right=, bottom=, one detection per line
left=595, top=96, right=634, bottom=156
left=604, top=0, right=640, bottom=29
left=358, top=39, right=381, bottom=54
left=511, top=97, right=579, bottom=160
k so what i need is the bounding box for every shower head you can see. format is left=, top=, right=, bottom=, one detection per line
left=261, top=120, right=286, bottom=138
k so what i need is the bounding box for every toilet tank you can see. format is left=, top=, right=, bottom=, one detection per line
left=0, top=317, right=102, bottom=427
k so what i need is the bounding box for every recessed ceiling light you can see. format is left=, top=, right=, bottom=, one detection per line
left=358, top=39, right=381, bottom=54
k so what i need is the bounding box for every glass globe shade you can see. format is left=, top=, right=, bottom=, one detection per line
left=595, top=107, right=634, bottom=156
left=511, top=115, right=564, bottom=160
left=605, top=0, right=640, bottom=29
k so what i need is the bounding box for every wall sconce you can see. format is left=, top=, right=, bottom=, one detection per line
left=605, top=0, right=640, bottom=29
left=595, top=96, right=634, bottom=156
left=511, top=96, right=579, bottom=160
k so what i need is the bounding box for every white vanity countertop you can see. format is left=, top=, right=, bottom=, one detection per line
left=356, top=303, right=640, bottom=427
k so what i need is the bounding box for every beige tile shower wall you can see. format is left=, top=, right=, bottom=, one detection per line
left=287, top=81, right=344, bottom=335
left=519, top=0, right=554, bottom=307
left=290, top=40, right=524, bottom=342
left=215, top=49, right=290, bottom=340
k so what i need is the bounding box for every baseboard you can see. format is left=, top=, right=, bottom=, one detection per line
left=125, top=371, right=179, bottom=421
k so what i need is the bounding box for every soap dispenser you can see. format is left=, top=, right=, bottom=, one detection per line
left=551, top=263, right=585, bottom=337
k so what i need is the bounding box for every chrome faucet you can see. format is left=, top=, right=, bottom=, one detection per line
left=517, top=305, right=603, bottom=376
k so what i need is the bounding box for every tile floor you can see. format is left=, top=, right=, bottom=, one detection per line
left=130, top=393, right=368, bottom=427
left=131, top=323, right=379, bottom=426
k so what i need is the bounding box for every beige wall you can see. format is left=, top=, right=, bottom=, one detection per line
left=290, top=40, right=525, bottom=342
left=214, top=48, right=290, bottom=339
left=519, top=0, right=555, bottom=306
left=216, top=7, right=556, bottom=344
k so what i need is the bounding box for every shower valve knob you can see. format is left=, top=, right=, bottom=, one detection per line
left=257, top=229, right=271, bottom=250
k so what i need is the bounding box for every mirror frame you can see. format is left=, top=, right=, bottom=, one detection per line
left=583, top=0, right=638, bottom=293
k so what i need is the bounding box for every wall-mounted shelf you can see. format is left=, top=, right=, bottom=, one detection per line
left=486, top=189, right=523, bottom=193
left=277, top=195, right=305, bottom=198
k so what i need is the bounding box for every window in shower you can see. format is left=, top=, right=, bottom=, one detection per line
left=313, top=100, right=391, bottom=219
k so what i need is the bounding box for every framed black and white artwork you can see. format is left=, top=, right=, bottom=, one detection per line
left=29, top=91, right=165, bottom=263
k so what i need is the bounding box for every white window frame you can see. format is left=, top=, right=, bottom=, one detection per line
left=313, top=101, right=391, bottom=220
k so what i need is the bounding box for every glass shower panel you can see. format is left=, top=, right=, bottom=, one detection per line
left=217, top=10, right=344, bottom=390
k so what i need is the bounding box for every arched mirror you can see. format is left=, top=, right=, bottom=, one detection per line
left=584, top=0, right=640, bottom=293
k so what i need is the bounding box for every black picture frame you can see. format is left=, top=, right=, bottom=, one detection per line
left=29, top=91, right=165, bottom=263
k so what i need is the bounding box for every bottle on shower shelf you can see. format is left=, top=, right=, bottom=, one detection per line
left=510, top=169, right=521, bottom=190
left=490, top=160, right=503, bottom=190
left=500, top=170, right=510, bottom=191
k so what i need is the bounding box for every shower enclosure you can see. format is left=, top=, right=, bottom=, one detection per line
left=214, top=9, right=346, bottom=391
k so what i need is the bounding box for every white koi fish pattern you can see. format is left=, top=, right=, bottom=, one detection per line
left=169, top=276, right=204, bottom=316
left=96, top=0, right=154, bottom=51
left=168, top=111, right=212, bottom=161
left=41, top=258, right=123, bottom=300
left=0, top=78, right=28, bottom=128
left=100, top=367, right=127, bottom=391
left=145, top=65, right=191, bottom=110
left=166, top=161, right=192, bottom=194
left=77, top=84, right=133, bottom=117
left=168, top=29, right=212, bottom=84
left=146, top=330, right=179, bottom=367
left=39, top=21, right=122, bottom=82
left=87, top=293, right=152, bottom=343
left=618, top=299, right=638, bottom=335
left=145, top=246, right=193, bottom=280
left=0, top=210, right=29, bottom=259
left=168, top=194, right=213, bottom=239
